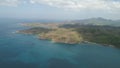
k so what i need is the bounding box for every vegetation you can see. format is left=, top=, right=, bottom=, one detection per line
left=17, top=27, right=52, bottom=34
left=18, top=22, right=120, bottom=48
left=61, top=24, right=120, bottom=48
left=39, top=28, right=83, bottom=44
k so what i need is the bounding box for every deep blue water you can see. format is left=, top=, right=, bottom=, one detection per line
left=0, top=20, right=120, bottom=68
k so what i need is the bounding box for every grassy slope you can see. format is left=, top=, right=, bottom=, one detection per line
left=61, top=24, right=120, bottom=48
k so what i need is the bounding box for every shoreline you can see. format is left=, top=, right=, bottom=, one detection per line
left=83, top=41, right=115, bottom=48
left=16, top=30, right=116, bottom=48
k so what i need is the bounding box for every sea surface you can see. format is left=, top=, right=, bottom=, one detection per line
left=0, top=19, right=120, bottom=68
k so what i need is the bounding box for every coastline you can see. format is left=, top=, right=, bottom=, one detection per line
left=83, top=41, right=115, bottom=48
left=17, top=23, right=119, bottom=48
left=16, top=29, right=116, bottom=48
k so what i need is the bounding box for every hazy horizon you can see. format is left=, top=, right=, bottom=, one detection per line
left=0, top=0, right=120, bottom=20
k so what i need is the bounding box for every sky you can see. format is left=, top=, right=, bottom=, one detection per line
left=0, top=0, right=120, bottom=20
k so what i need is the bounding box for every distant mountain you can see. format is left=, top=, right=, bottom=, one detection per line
left=115, top=20, right=120, bottom=26
left=65, top=17, right=120, bottom=26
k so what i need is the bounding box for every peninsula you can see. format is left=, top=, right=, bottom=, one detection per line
left=17, top=23, right=83, bottom=44
left=17, top=22, right=120, bottom=48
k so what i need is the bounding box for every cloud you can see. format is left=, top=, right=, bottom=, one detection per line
left=28, top=0, right=120, bottom=9
left=0, top=0, right=20, bottom=7
left=0, top=0, right=120, bottom=11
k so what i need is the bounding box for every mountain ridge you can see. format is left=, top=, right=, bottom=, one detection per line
left=65, top=17, right=120, bottom=26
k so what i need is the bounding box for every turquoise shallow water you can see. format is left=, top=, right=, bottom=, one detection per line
left=0, top=20, right=120, bottom=68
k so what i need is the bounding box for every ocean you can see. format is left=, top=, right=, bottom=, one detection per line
left=0, top=19, right=120, bottom=68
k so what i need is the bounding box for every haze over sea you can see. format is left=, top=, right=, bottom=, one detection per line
left=0, top=19, right=120, bottom=68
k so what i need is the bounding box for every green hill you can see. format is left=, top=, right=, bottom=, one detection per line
left=67, top=17, right=120, bottom=26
